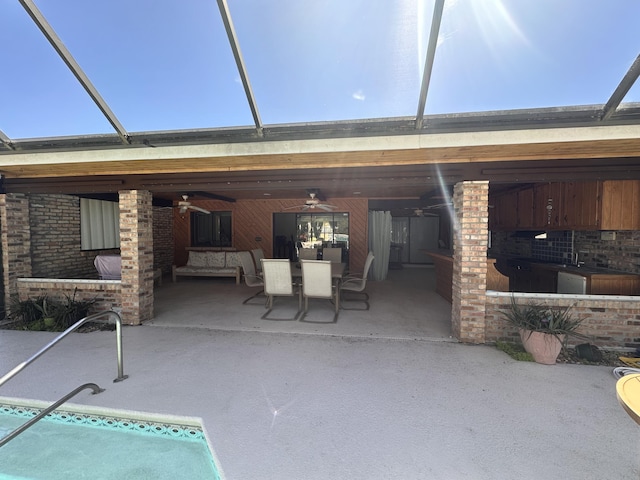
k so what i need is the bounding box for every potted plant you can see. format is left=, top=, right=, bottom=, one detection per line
left=501, top=296, right=582, bottom=365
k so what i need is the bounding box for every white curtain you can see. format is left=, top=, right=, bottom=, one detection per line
left=80, top=198, right=120, bottom=250
left=368, top=210, right=392, bottom=281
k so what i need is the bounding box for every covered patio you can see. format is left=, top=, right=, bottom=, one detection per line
left=150, top=267, right=453, bottom=341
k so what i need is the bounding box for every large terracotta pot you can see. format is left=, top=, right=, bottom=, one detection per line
left=519, top=329, right=565, bottom=365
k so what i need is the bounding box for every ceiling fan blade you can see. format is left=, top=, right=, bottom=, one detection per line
left=179, top=206, right=187, bottom=214
left=283, top=204, right=306, bottom=210
left=317, top=204, right=335, bottom=211
left=189, top=205, right=211, bottom=214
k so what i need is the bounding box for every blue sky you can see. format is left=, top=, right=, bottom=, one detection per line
left=1, top=0, right=639, bottom=139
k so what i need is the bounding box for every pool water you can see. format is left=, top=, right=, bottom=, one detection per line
left=0, top=399, right=223, bottom=480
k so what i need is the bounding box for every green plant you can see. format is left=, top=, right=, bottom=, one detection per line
left=495, top=340, right=534, bottom=362
left=34, top=296, right=58, bottom=319
left=7, top=295, right=42, bottom=328
left=501, top=296, right=582, bottom=336
left=57, top=289, right=96, bottom=329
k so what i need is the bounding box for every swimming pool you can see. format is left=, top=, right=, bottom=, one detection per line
left=0, top=396, right=224, bottom=479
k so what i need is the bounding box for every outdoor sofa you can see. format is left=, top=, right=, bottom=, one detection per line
left=172, top=250, right=243, bottom=284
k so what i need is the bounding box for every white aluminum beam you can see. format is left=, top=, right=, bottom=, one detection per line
left=18, top=0, right=130, bottom=144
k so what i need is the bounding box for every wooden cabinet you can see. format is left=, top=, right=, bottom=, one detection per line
left=562, top=181, right=601, bottom=229
left=489, top=190, right=519, bottom=230
left=490, top=180, right=640, bottom=231
left=516, top=187, right=535, bottom=229
left=600, top=180, right=640, bottom=230
left=533, top=182, right=564, bottom=229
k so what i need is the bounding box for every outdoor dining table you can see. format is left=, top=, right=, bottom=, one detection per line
left=291, top=262, right=345, bottom=280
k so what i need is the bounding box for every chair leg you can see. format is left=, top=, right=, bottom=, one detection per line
left=340, top=291, right=369, bottom=310
left=261, top=296, right=301, bottom=321
left=242, top=289, right=265, bottom=305
left=298, top=296, right=339, bottom=324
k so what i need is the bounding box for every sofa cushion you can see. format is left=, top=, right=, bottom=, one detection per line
left=187, top=251, right=209, bottom=267
left=175, top=266, right=237, bottom=275
left=208, top=251, right=226, bottom=268
left=225, top=251, right=241, bottom=268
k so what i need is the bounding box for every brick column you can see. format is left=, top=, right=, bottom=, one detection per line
left=0, top=193, right=33, bottom=308
left=119, top=190, right=154, bottom=325
left=451, top=181, right=489, bottom=344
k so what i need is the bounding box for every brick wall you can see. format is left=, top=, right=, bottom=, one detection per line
left=153, top=207, right=173, bottom=274
left=1, top=193, right=32, bottom=308
left=575, top=230, right=640, bottom=274
left=452, top=181, right=489, bottom=344
left=17, top=279, right=121, bottom=314
left=29, top=194, right=98, bottom=278
left=486, top=292, right=640, bottom=350
left=119, top=190, right=154, bottom=324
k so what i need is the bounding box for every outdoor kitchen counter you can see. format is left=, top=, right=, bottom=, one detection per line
left=425, top=251, right=509, bottom=302
left=493, top=255, right=640, bottom=295
left=528, top=262, right=640, bottom=295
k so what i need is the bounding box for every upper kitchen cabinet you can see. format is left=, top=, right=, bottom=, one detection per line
left=489, top=189, right=519, bottom=230
left=600, top=180, right=640, bottom=230
left=562, top=181, right=602, bottom=229
left=489, top=180, right=640, bottom=231
left=516, top=187, right=535, bottom=229
left=533, top=182, right=564, bottom=229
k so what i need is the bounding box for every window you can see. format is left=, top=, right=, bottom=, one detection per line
left=191, top=211, right=232, bottom=247
left=80, top=198, right=120, bottom=250
left=296, top=213, right=349, bottom=249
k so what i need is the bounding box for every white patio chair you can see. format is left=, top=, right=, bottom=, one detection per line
left=298, top=248, right=318, bottom=261
left=251, top=248, right=265, bottom=273
left=321, top=247, right=342, bottom=263
left=260, top=259, right=301, bottom=320
left=239, top=251, right=264, bottom=305
left=340, top=252, right=374, bottom=310
left=299, top=259, right=339, bottom=323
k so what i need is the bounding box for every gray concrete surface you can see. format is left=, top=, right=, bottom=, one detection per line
left=1, top=268, right=638, bottom=479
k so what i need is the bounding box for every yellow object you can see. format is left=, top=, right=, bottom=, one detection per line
left=619, top=357, right=640, bottom=368
left=616, top=374, right=640, bottom=425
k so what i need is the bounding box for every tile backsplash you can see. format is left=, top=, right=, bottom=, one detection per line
left=531, top=231, right=573, bottom=263
left=491, top=229, right=639, bottom=274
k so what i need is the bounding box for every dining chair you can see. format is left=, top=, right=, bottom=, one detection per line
left=321, top=247, right=342, bottom=263
left=251, top=248, right=266, bottom=273
left=260, top=259, right=301, bottom=320
left=299, top=259, right=339, bottom=323
left=239, top=251, right=264, bottom=305
left=298, top=248, right=318, bottom=261
left=340, top=251, right=374, bottom=310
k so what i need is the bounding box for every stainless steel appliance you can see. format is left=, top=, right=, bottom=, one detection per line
left=557, top=271, right=587, bottom=294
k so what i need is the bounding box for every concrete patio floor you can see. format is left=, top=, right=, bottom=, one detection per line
left=1, top=268, right=639, bottom=479
left=149, top=267, right=454, bottom=340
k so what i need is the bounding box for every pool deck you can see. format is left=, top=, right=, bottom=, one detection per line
left=1, top=268, right=638, bottom=479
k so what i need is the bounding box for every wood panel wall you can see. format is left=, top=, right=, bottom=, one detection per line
left=173, top=197, right=369, bottom=273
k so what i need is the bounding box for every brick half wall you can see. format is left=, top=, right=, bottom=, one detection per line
left=17, top=279, right=121, bottom=316
left=486, top=291, right=640, bottom=350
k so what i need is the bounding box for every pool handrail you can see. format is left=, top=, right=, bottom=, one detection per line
left=0, top=310, right=128, bottom=389
left=0, top=382, right=104, bottom=448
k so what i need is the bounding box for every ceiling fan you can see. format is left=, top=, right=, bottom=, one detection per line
left=285, top=192, right=337, bottom=212
left=407, top=203, right=452, bottom=216
left=177, top=194, right=211, bottom=215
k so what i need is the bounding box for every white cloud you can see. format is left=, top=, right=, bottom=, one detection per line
left=352, top=90, right=366, bottom=101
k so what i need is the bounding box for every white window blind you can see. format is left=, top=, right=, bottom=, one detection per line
left=80, top=198, right=120, bottom=250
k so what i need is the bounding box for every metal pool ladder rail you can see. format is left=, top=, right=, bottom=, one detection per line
left=0, top=382, right=104, bottom=448
left=0, top=310, right=128, bottom=388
